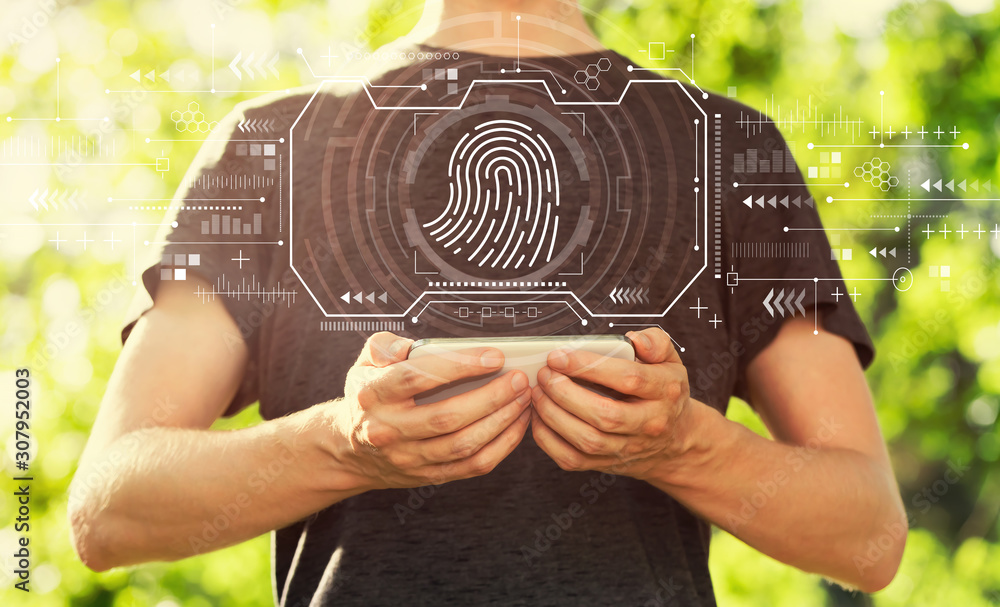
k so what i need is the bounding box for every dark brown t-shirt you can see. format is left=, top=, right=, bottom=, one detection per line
left=124, top=48, right=873, bottom=606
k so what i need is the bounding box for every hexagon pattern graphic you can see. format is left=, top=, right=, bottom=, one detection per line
left=170, top=101, right=219, bottom=134
left=574, top=57, right=613, bottom=91
left=854, top=157, right=899, bottom=192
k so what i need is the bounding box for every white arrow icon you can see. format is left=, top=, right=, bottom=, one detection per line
left=793, top=290, right=806, bottom=316
left=763, top=288, right=775, bottom=316
left=242, top=52, right=255, bottom=80
left=229, top=52, right=242, bottom=80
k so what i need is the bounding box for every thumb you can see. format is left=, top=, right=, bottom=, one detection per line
left=358, top=332, right=413, bottom=367
left=627, top=328, right=680, bottom=365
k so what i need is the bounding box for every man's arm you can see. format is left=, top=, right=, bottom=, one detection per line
left=69, top=274, right=531, bottom=571
left=68, top=275, right=363, bottom=571
left=530, top=319, right=906, bottom=593
left=656, top=316, right=906, bottom=591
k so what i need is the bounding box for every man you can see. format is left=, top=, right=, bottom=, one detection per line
left=70, top=1, right=906, bottom=604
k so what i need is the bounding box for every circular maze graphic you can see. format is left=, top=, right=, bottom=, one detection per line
left=422, top=119, right=561, bottom=270
left=398, top=95, right=594, bottom=284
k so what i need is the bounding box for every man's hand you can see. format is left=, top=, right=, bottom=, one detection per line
left=531, top=328, right=693, bottom=480
left=329, top=332, right=532, bottom=491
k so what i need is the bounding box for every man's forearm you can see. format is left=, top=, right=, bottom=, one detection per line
left=646, top=400, right=906, bottom=592
left=69, top=402, right=363, bottom=571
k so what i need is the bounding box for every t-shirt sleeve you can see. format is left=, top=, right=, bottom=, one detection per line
left=121, top=101, right=283, bottom=416
left=721, top=119, right=875, bottom=404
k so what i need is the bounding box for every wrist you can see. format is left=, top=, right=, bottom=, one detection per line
left=297, top=400, right=376, bottom=496
left=651, top=398, right=730, bottom=489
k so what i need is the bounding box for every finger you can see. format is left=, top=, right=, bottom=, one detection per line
left=357, top=332, right=412, bottom=368
left=537, top=366, right=649, bottom=434
left=423, top=406, right=532, bottom=483
left=530, top=410, right=611, bottom=472
left=626, top=328, right=681, bottom=365
left=546, top=348, right=668, bottom=400
left=532, top=384, right=629, bottom=457
left=398, top=369, right=529, bottom=439
left=412, top=390, right=532, bottom=464
left=374, top=346, right=506, bottom=401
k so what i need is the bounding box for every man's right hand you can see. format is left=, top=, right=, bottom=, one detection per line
left=327, top=332, right=532, bottom=491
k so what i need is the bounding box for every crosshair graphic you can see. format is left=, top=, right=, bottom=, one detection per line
left=422, top=119, right=561, bottom=269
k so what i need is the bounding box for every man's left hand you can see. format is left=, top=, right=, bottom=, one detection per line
left=531, top=327, right=695, bottom=479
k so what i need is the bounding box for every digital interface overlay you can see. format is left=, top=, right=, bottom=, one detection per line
left=1, top=13, right=989, bottom=354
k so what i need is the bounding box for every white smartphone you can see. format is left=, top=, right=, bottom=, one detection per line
left=406, top=335, right=635, bottom=405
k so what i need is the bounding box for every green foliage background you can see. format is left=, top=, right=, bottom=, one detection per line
left=0, top=0, right=998, bottom=605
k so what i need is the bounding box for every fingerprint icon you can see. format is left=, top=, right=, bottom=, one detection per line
left=422, top=119, right=561, bottom=270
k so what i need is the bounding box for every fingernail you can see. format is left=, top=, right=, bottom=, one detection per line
left=481, top=349, right=503, bottom=368
left=516, top=390, right=531, bottom=406
left=638, top=333, right=652, bottom=350
left=548, top=348, right=569, bottom=370
left=510, top=371, right=528, bottom=393
left=537, top=366, right=551, bottom=384
left=389, top=339, right=411, bottom=358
